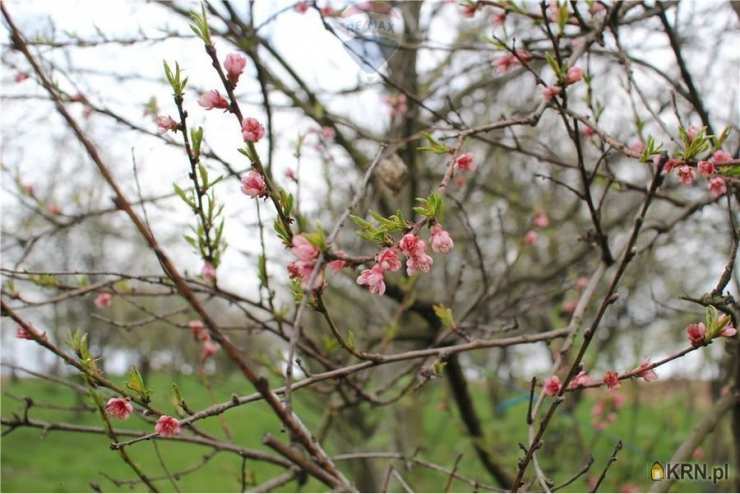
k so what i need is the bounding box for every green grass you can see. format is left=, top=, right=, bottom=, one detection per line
left=1, top=373, right=735, bottom=492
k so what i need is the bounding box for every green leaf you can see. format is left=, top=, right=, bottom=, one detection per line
left=189, top=3, right=211, bottom=44
left=719, top=165, right=740, bottom=177
left=417, top=133, right=451, bottom=155
left=191, top=127, right=204, bottom=163
left=258, top=254, right=268, bottom=287
left=544, top=52, right=562, bottom=78
left=433, top=304, right=455, bottom=329
left=127, top=367, right=151, bottom=402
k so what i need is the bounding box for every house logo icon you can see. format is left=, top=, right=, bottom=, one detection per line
left=650, top=462, right=665, bottom=481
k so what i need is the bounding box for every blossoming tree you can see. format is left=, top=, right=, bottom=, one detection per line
left=1, top=0, right=739, bottom=492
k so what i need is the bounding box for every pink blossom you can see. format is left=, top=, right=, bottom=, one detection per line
left=291, top=235, right=320, bottom=262
left=16, top=326, right=34, bottom=340
left=711, top=149, right=732, bottom=164
left=602, top=371, right=620, bottom=391
left=461, top=3, right=478, bottom=17
left=94, top=292, right=113, bottom=309
left=328, top=259, right=347, bottom=273
left=189, top=320, right=209, bottom=341
left=320, top=6, right=336, bottom=16
left=320, top=126, right=335, bottom=141
left=515, top=50, right=533, bottom=63
left=155, top=415, right=181, bottom=437
left=240, top=170, right=267, bottom=198
left=543, top=375, right=562, bottom=396
left=720, top=324, right=737, bottom=338
left=430, top=224, right=454, bottom=254
left=542, top=85, right=561, bottom=102
left=198, top=90, right=229, bottom=110
left=14, top=72, right=29, bottom=83
left=686, top=322, right=706, bottom=347
left=454, top=153, right=475, bottom=172
left=224, top=53, right=247, bottom=85
left=356, top=264, right=386, bottom=295
left=532, top=211, right=549, bottom=228
left=493, top=53, right=518, bottom=74
left=287, top=260, right=322, bottom=289
left=22, top=183, right=34, bottom=196
left=565, top=66, right=584, bottom=84
left=691, top=447, right=705, bottom=461
left=708, top=177, right=727, bottom=198
left=575, top=276, right=589, bottom=290
left=524, top=230, right=538, bottom=246
left=155, top=115, right=178, bottom=133
left=562, top=300, right=577, bottom=314
left=285, top=167, right=297, bottom=182
left=241, top=117, right=265, bottom=143
left=686, top=125, right=701, bottom=141
left=295, top=1, right=310, bottom=14
left=697, top=160, right=716, bottom=177
left=384, top=94, right=408, bottom=117
left=376, top=248, right=402, bottom=272
left=399, top=233, right=422, bottom=257
left=677, top=165, right=695, bottom=185
left=569, top=370, right=593, bottom=389
left=662, top=158, right=681, bottom=174
left=406, top=252, right=433, bottom=276
left=490, top=11, right=507, bottom=26
left=628, top=141, right=644, bottom=155
left=105, top=397, right=134, bottom=420
left=47, top=204, right=62, bottom=215
left=201, top=340, right=219, bottom=361
left=635, top=360, right=658, bottom=382
left=581, top=125, right=595, bottom=138
left=201, top=262, right=217, bottom=283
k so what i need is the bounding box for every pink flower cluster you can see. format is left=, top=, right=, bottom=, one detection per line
left=16, top=326, right=34, bottom=340
left=198, top=90, right=229, bottom=111
left=155, top=415, right=181, bottom=437
left=565, top=66, right=583, bottom=85
left=399, top=232, right=434, bottom=276
left=525, top=210, right=550, bottom=247
left=357, top=225, right=454, bottom=296
left=242, top=117, right=265, bottom=143
left=493, top=50, right=532, bottom=74
left=287, top=235, right=323, bottom=289
left=659, top=148, right=731, bottom=198
left=543, top=375, right=561, bottom=396
left=454, top=153, right=475, bottom=172
left=633, top=360, right=658, bottom=382
left=568, top=370, right=593, bottom=390
left=94, top=292, right=113, bottom=309
left=189, top=320, right=220, bottom=362
left=357, top=248, right=400, bottom=295
left=686, top=321, right=736, bottom=347
left=461, top=3, right=479, bottom=17
left=155, top=115, right=178, bottom=133
left=295, top=1, right=310, bottom=14
left=542, top=85, right=561, bottom=102
left=602, top=370, right=620, bottom=391
left=224, top=52, right=246, bottom=86
left=241, top=170, right=267, bottom=198
left=591, top=392, right=625, bottom=430
left=201, top=261, right=217, bottom=283
left=105, top=397, right=134, bottom=420
left=384, top=94, right=408, bottom=118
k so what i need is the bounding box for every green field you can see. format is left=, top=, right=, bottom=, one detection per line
left=1, top=372, right=735, bottom=492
